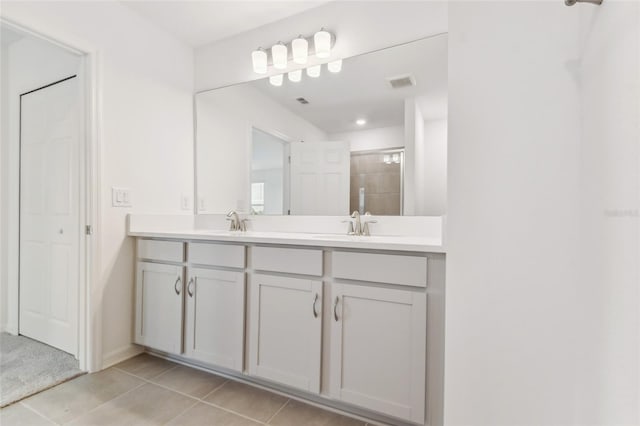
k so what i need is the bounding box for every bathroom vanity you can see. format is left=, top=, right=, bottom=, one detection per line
left=127, top=32, right=448, bottom=426
left=128, top=218, right=445, bottom=426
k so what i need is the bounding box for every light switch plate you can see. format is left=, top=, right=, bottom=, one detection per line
left=112, top=187, right=132, bottom=207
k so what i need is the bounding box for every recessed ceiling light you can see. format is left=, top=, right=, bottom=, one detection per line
left=356, top=119, right=366, bottom=126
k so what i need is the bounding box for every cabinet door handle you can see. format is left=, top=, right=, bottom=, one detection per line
left=187, top=277, right=195, bottom=297
left=333, top=296, right=340, bottom=322
left=312, top=293, right=319, bottom=318
left=174, top=276, right=181, bottom=295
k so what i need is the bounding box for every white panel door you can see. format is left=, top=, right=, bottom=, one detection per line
left=249, top=274, right=322, bottom=393
left=19, top=77, right=80, bottom=355
left=330, top=284, right=426, bottom=424
left=185, top=268, right=245, bottom=371
left=134, top=262, right=184, bottom=355
left=290, top=141, right=350, bottom=215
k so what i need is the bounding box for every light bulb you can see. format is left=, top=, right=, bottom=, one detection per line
left=356, top=118, right=366, bottom=126
left=271, top=42, right=288, bottom=70
left=314, top=28, right=331, bottom=59
left=292, top=36, right=308, bottom=65
left=288, top=69, right=302, bottom=82
left=328, top=59, right=342, bottom=73
left=306, top=65, right=321, bottom=78
left=269, top=74, right=283, bottom=87
left=251, top=48, right=268, bottom=74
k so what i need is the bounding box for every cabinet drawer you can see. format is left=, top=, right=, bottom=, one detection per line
left=252, top=246, right=322, bottom=276
left=332, top=251, right=426, bottom=287
left=137, top=239, right=184, bottom=263
left=188, top=242, right=245, bottom=269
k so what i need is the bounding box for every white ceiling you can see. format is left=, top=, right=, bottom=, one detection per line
left=121, top=1, right=328, bottom=47
left=248, top=34, right=448, bottom=134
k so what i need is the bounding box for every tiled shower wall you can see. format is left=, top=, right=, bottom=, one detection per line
left=350, top=152, right=402, bottom=215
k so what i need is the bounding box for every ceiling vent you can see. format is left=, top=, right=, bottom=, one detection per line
left=296, top=97, right=309, bottom=104
left=387, top=74, right=416, bottom=89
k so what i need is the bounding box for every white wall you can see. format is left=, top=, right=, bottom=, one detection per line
left=419, top=119, right=447, bottom=216
left=196, top=84, right=326, bottom=214
left=195, top=1, right=447, bottom=90
left=0, top=40, right=8, bottom=332
left=1, top=1, right=194, bottom=369
left=1, top=33, right=81, bottom=334
left=577, top=1, right=639, bottom=423
left=446, top=1, right=638, bottom=425
left=329, top=125, right=404, bottom=152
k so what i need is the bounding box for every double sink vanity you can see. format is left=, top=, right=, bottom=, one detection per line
left=128, top=214, right=445, bottom=426
left=127, top=32, right=448, bottom=426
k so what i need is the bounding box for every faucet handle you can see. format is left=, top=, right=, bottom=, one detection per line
left=362, top=219, right=377, bottom=236
left=341, top=219, right=355, bottom=235
left=240, top=219, right=250, bottom=232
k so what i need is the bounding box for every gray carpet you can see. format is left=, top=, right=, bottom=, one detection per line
left=0, top=332, right=83, bottom=407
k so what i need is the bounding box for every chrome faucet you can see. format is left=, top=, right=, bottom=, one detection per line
left=345, top=211, right=377, bottom=236
left=226, top=210, right=248, bottom=232
left=351, top=211, right=362, bottom=235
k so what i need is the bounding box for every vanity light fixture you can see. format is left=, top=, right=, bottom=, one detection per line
left=314, top=28, right=332, bottom=58
left=356, top=118, right=367, bottom=126
left=251, top=48, right=268, bottom=74
left=269, top=74, right=284, bottom=86
left=327, top=59, right=342, bottom=73
left=306, top=65, right=321, bottom=78
left=292, top=35, right=309, bottom=65
left=288, top=69, right=302, bottom=82
left=271, top=42, right=288, bottom=70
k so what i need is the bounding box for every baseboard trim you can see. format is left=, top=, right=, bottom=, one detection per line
left=102, top=344, right=143, bottom=369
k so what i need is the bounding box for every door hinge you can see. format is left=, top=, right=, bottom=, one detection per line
left=85, top=225, right=93, bottom=235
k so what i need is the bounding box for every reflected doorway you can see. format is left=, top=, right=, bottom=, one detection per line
left=250, top=127, right=290, bottom=215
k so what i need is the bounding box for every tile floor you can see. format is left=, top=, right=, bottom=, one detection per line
left=0, top=354, right=378, bottom=426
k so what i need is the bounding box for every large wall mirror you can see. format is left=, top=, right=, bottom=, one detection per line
left=196, top=35, right=447, bottom=216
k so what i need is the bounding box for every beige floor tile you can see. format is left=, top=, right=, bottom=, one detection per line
left=114, top=353, right=177, bottom=379
left=20, top=368, right=143, bottom=424
left=268, top=400, right=365, bottom=426
left=166, top=402, right=261, bottom=426
left=151, top=365, right=226, bottom=399
left=67, top=383, right=195, bottom=426
left=0, top=403, right=55, bottom=426
left=204, top=381, right=287, bottom=423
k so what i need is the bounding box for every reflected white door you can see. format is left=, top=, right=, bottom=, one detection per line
left=19, top=77, right=80, bottom=356
left=290, top=141, right=350, bottom=215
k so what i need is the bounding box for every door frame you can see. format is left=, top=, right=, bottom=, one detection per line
left=1, top=17, right=102, bottom=372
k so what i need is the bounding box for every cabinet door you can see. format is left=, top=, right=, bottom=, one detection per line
left=135, top=262, right=184, bottom=355
left=330, top=284, right=426, bottom=424
left=184, top=268, right=245, bottom=371
left=249, top=274, right=322, bottom=393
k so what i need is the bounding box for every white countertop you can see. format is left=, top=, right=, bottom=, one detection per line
left=128, top=228, right=445, bottom=253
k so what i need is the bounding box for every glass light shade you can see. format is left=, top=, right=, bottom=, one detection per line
left=251, top=48, right=267, bottom=74
left=271, top=42, right=288, bottom=70
left=288, top=69, right=302, bottom=82
left=306, top=65, right=321, bottom=78
left=392, top=153, right=400, bottom=163
left=292, top=36, right=308, bottom=65
left=269, top=74, right=283, bottom=86
left=383, top=154, right=391, bottom=164
left=314, top=29, right=331, bottom=58
left=327, top=59, right=342, bottom=73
